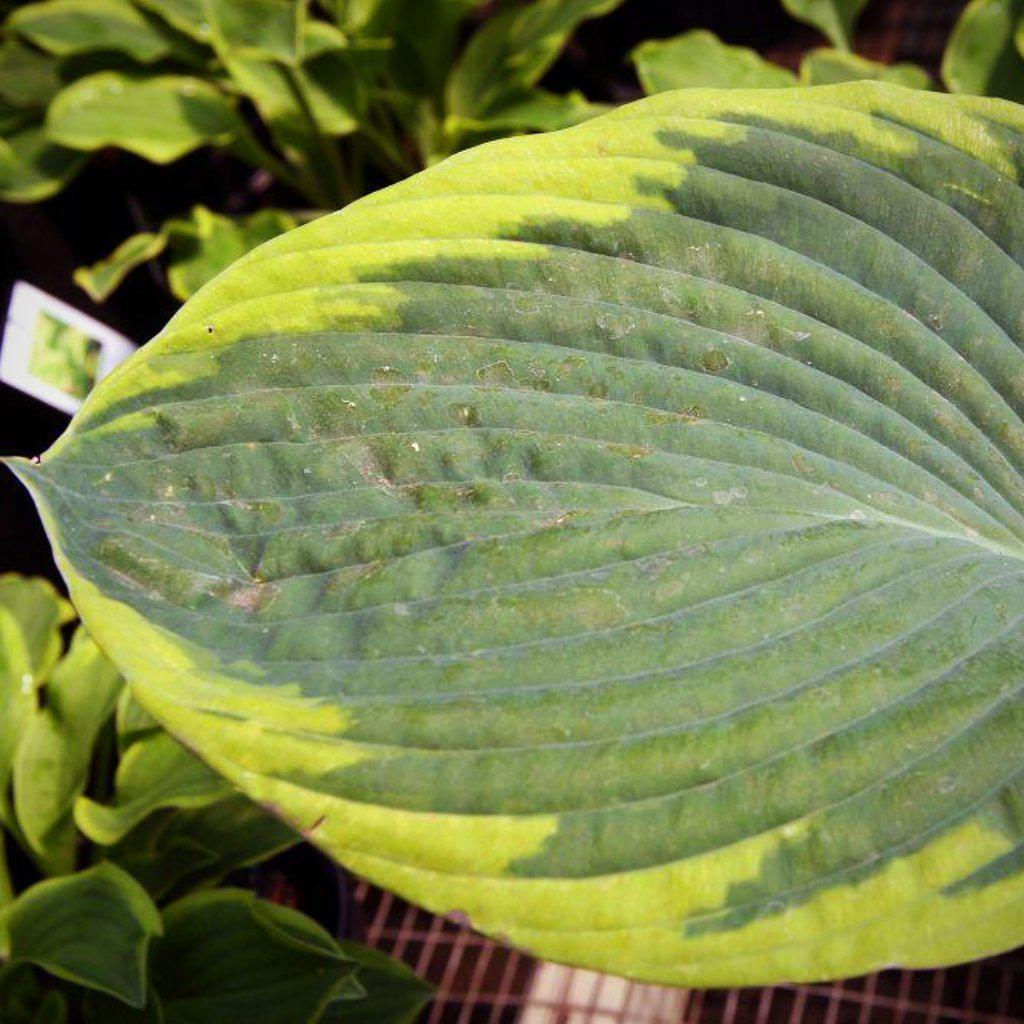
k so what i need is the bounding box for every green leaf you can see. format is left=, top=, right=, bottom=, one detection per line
left=452, top=87, right=604, bottom=133
left=0, top=576, right=73, bottom=829
left=104, top=690, right=296, bottom=897
left=333, top=0, right=388, bottom=32
left=75, top=729, right=231, bottom=845
left=132, top=0, right=210, bottom=44
left=202, top=0, right=304, bottom=64
left=0, top=124, right=86, bottom=202
left=0, top=98, right=32, bottom=135
left=150, top=889, right=355, bottom=1023
left=12, top=626, right=124, bottom=874
left=0, top=863, right=161, bottom=1006
left=631, top=30, right=797, bottom=93
left=443, top=87, right=604, bottom=152
left=74, top=232, right=169, bottom=303
left=115, top=689, right=161, bottom=752
left=300, top=47, right=363, bottom=134
left=164, top=206, right=298, bottom=300
left=942, top=0, right=1024, bottom=100
left=213, top=50, right=356, bottom=202
left=446, top=0, right=622, bottom=121
left=46, top=73, right=240, bottom=163
left=110, top=830, right=220, bottom=902
left=799, top=48, right=933, bottom=88
left=322, top=943, right=433, bottom=1024
left=14, top=82, right=1024, bottom=986
left=367, top=0, right=481, bottom=98
left=0, top=41, right=62, bottom=110
left=301, top=19, right=348, bottom=59
left=107, top=794, right=297, bottom=899
left=780, top=0, right=868, bottom=50
left=9, top=0, right=180, bottom=63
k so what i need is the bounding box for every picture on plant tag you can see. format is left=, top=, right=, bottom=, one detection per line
left=0, top=281, right=135, bottom=415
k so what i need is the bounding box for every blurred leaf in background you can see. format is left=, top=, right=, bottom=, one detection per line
left=0, top=0, right=632, bottom=303
left=632, top=30, right=797, bottom=91
left=781, top=0, right=869, bottom=50
left=13, top=627, right=122, bottom=874
left=800, top=47, right=933, bottom=86
left=11, top=0, right=1009, bottom=309
left=942, top=0, right=1024, bottom=100
left=75, top=205, right=298, bottom=301
left=631, top=24, right=932, bottom=97
left=0, top=576, right=73, bottom=849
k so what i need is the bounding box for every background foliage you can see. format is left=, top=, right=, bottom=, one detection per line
left=2, top=0, right=1019, bottom=307
left=0, top=574, right=434, bottom=1024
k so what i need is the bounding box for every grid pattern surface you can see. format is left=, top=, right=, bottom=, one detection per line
left=353, top=880, right=1024, bottom=1024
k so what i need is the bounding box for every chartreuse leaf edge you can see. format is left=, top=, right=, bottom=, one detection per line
left=8, top=82, right=1024, bottom=986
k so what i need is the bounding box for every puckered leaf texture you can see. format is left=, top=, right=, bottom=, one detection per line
left=10, top=82, right=1024, bottom=985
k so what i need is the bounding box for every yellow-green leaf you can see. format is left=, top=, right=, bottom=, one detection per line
left=12, top=82, right=1024, bottom=986
left=0, top=125, right=86, bottom=202
left=632, top=30, right=797, bottom=93
left=0, top=863, right=161, bottom=1007
left=12, top=626, right=123, bottom=874
left=75, top=730, right=231, bottom=845
left=115, top=689, right=160, bottom=752
left=46, top=73, right=240, bottom=163
left=800, top=48, right=933, bottom=88
left=165, top=206, right=298, bottom=300
left=942, top=0, right=1024, bottom=100
left=0, top=576, right=73, bottom=829
left=74, top=231, right=169, bottom=303
left=9, top=0, right=179, bottom=62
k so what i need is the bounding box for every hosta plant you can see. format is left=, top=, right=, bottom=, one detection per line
left=0, top=0, right=622, bottom=302
left=0, top=575, right=433, bottom=1023
left=7, top=80, right=1024, bottom=986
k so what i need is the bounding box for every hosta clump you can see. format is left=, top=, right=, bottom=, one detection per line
left=0, top=576, right=434, bottom=1023
left=8, top=81, right=1024, bottom=986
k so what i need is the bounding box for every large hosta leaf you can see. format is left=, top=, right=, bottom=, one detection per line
left=9, top=82, right=1024, bottom=986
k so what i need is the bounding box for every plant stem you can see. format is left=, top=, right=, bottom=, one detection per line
left=281, top=64, right=354, bottom=207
